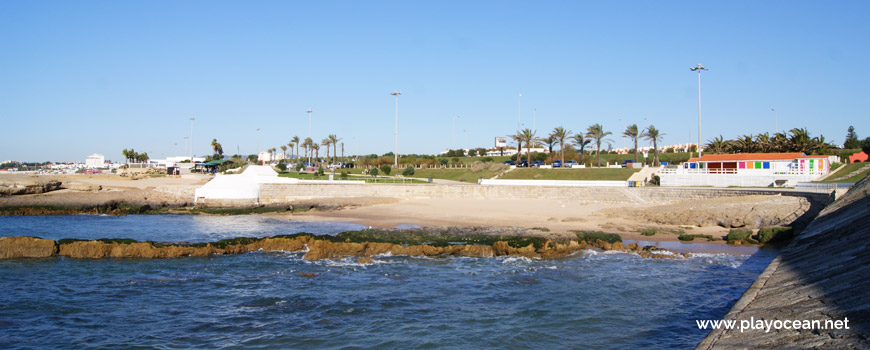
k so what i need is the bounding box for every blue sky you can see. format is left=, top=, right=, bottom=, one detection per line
left=1, top=0, right=868, bottom=162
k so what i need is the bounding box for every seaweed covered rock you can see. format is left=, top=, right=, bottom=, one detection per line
left=0, top=236, right=57, bottom=258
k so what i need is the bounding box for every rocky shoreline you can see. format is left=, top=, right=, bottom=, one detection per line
left=0, top=228, right=690, bottom=261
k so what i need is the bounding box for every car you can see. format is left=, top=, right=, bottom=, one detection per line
left=621, top=160, right=635, bottom=168
left=517, top=160, right=529, bottom=167
left=564, top=160, right=578, bottom=167
left=341, top=162, right=355, bottom=168
left=531, top=160, right=545, bottom=167
left=552, top=160, right=562, bottom=168
left=503, top=160, right=515, bottom=165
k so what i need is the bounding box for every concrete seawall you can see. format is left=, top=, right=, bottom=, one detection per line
left=697, top=176, right=870, bottom=349
left=193, top=182, right=834, bottom=208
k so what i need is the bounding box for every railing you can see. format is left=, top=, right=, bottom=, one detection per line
left=659, top=168, right=819, bottom=176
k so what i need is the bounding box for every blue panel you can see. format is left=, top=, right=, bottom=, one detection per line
left=763, top=162, right=770, bottom=169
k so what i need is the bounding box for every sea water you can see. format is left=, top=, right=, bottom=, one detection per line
left=0, top=215, right=777, bottom=349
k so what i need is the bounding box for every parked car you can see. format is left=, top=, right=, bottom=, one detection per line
left=341, top=162, right=355, bottom=168
left=531, top=160, right=545, bottom=167
left=517, top=160, right=529, bottom=167
left=564, top=160, right=578, bottom=167
left=503, top=160, right=515, bottom=165
left=552, top=160, right=562, bottom=168
left=621, top=160, right=634, bottom=168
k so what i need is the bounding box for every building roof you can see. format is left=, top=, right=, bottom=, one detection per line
left=689, top=152, right=805, bottom=162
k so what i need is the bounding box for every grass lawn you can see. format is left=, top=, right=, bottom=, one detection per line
left=499, top=168, right=640, bottom=181
left=406, top=168, right=506, bottom=183
left=278, top=171, right=427, bottom=183
left=819, top=162, right=870, bottom=183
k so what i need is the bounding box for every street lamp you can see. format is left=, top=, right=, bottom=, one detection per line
left=391, top=90, right=401, bottom=167
left=189, top=117, right=195, bottom=159
left=452, top=115, right=461, bottom=150
left=690, top=64, right=708, bottom=158
left=771, top=108, right=778, bottom=134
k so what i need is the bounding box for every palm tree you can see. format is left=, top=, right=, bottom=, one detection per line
left=321, top=138, right=331, bottom=165
left=641, top=125, right=664, bottom=166
left=551, top=126, right=572, bottom=165
left=706, top=135, right=727, bottom=154
left=755, top=133, right=772, bottom=153
left=586, top=123, right=613, bottom=167
left=340, top=142, right=345, bottom=163
left=329, top=134, right=341, bottom=165
left=622, top=124, right=640, bottom=162
left=511, top=131, right=524, bottom=164
left=291, top=136, right=300, bottom=160
left=788, top=128, right=812, bottom=153
left=543, top=135, right=557, bottom=162
left=211, top=139, right=223, bottom=157
left=519, top=128, right=538, bottom=165
left=303, top=137, right=313, bottom=163
left=312, top=144, right=320, bottom=165
left=280, top=145, right=287, bottom=160
left=733, top=134, right=756, bottom=153
left=287, top=143, right=295, bottom=161
left=571, top=134, right=591, bottom=165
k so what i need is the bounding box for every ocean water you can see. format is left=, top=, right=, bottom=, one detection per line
left=0, top=215, right=777, bottom=349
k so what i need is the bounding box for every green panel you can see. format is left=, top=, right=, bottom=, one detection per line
left=755, top=162, right=761, bottom=169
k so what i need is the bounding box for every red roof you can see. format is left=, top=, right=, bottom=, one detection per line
left=691, top=152, right=805, bottom=162
left=797, top=155, right=829, bottom=159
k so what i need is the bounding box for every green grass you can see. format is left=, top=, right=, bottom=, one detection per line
left=818, top=162, right=869, bottom=183
left=279, top=171, right=427, bottom=183
left=756, top=227, right=794, bottom=243
left=726, top=229, right=757, bottom=244
left=406, top=168, right=505, bottom=183
left=500, top=168, right=639, bottom=181
left=572, top=231, right=622, bottom=244
left=639, top=228, right=684, bottom=236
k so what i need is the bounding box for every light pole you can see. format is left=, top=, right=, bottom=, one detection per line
left=517, top=93, right=522, bottom=133
left=452, top=115, right=461, bottom=150
left=533, top=108, right=537, bottom=132
left=189, top=117, right=195, bottom=159
left=391, top=90, right=401, bottom=167
left=690, top=64, right=708, bottom=158
left=771, top=108, right=778, bottom=134
left=256, top=128, right=260, bottom=163
left=307, top=109, right=312, bottom=166
left=183, top=137, right=188, bottom=157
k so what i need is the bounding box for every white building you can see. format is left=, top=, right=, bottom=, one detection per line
left=85, top=154, right=105, bottom=168
left=659, top=152, right=832, bottom=187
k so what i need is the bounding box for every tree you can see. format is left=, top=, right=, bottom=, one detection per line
left=543, top=135, right=557, bottom=162
left=844, top=126, right=860, bottom=149
left=341, top=142, right=345, bottom=163
left=370, top=167, right=379, bottom=177
left=861, top=137, right=870, bottom=155
left=642, top=125, right=664, bottom=166
left=511, top=131, right=524, bottom=165
left=467, top=149, right=477, bottom=157
left=571, top=134, right=590, bottom=164
left=329, top=134, right=341, bottom=166
left=518, top=128, right=538, bottom=165
left=312, top=143, right=320, bottom=164
left=380, top=164, right=392, bottom=176
left=291, top=136, right=300, bottom=160
left=622, top=124, right=640, bottom=162
left=551, top=126, right=572, bottom=165
left=303, top=137, right=313, bottom=163
left=211, top=139, right=223, bottom=157
left=287, top=142, right=295, bottom=161
left=402, top=165, right=415, bottom=176
left=280, top=145, right=287, bottom=159
left=706, top=135, right=727, bottom=154
left=321, top=138, right=331, bottom=164
left=586, top=123, right=613, bottom=167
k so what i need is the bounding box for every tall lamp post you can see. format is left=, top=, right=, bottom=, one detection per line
left=452, top=115, right=461, bottom=150
left=189, top=117, right=195, bottom=159
left=307, top=109, right=312, bottom=166
left=771, top=108, right=778, bottom=134
left=690, top=64, right=708, bottom=158
left=391, top=90, right=401, bottom=167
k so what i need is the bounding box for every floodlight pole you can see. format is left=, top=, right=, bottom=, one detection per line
left=392, top=90, right=401, bottom=168
left=691, top=64, right=708, bottom=158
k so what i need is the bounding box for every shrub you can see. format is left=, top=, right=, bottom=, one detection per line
left=370, top=168, right=379, bottom=177
left=402, top=165, right=415, bottom=176
left=756, top=227, right=794, bottom=243
left=439, top=158, right=449, bottom=166
left=340, top=170, right=348, bottom=179
left=296, top=162, right=304, bottom=172
left=727, top=229, right=756, bottom=244
left=276, top=163, right=287, bottom=172
left=380, top=164, right=392, bottom=176
left=640, top=229, right=656, bottom=236
left=317, top=166, right=325, bottom=176
left=482, top=157, right=494, bottom=163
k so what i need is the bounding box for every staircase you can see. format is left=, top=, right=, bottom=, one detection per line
left=627, top=165, right=662, bottom=186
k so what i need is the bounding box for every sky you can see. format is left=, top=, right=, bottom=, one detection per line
left=1, top=0, right=868, bottom=162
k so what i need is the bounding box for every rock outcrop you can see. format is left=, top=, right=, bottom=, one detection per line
left=621, top=195, right=821, bottom=229
left=0, top=179, right=62, bottom=196
left=0, top=236, right=57, bottom=258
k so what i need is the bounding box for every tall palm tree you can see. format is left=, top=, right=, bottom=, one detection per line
left=340, top=142, right=345, bottom=163
left=642, top=125, right=664, bottom=166
left=571, top=134, right=591, bottom=165
left=280, top=145, right=287, bottom=160
left=321, top=138, right=331, bottom=165
left=287, top=143, right=295, bottom=161
left=211, top=139, right=223, bottom=157
left=551, top=126, right=572, bottom=165
left=291, top=136, right=300, bottom=160
left=519, top=128, right=538, bottom=165
left=543, top=135, right=557, bottom=162
left=511, top=131, right=524, bottom=164
left=312, top=144, right=320, bottom=165
left=734, top=134, right=756, bottom=153
left=303, top=137, right=313, bottom=163
left=329, top=134, right=341, bottom=165
left=622, top=124, right=640, bottom=162
left=788, top=128, right=812, bottom=153
left=706, top=135, right=727, bottom=154
left=586, top=123, right=613, bottom=167
left=755, top=133, right=772, bottom=153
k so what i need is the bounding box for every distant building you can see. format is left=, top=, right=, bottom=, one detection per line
left=85, top=154, right=105, bottom=168
left=659, top=152, right=832, bottom=187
